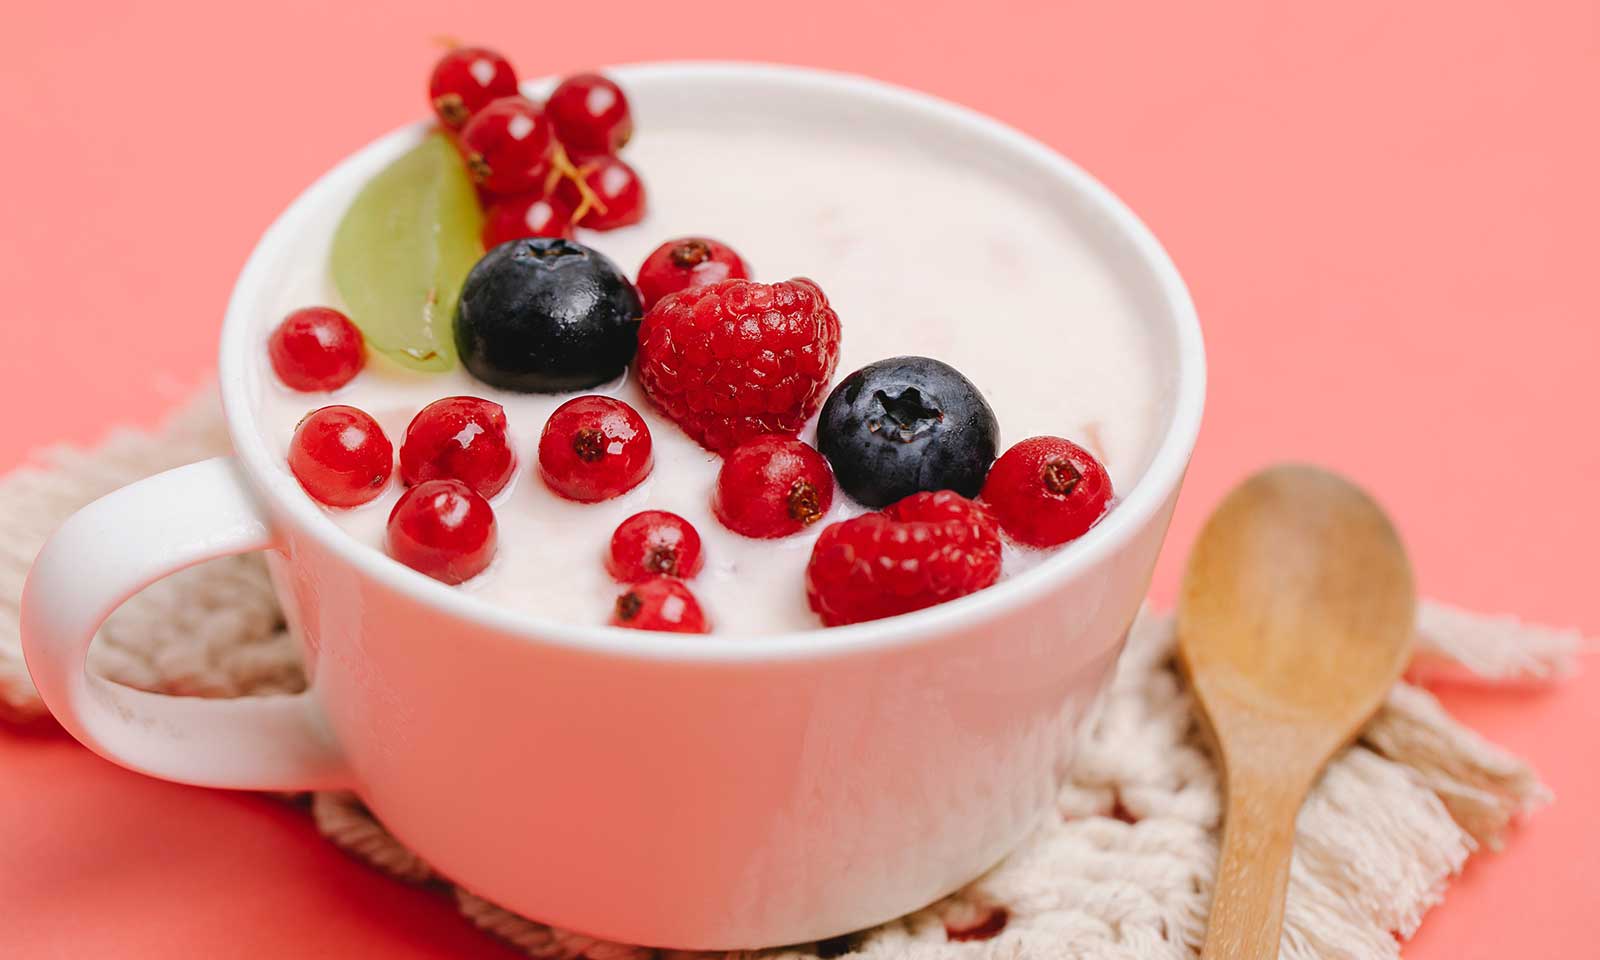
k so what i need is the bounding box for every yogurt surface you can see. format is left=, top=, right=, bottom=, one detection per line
left=253, top=122, right=1164, bottom=634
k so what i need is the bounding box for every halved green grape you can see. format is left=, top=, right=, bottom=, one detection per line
left=331, top=131, right=484, bottom=371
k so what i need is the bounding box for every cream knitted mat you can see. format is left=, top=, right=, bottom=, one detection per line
left=0, top=394, right=1584, bottom=960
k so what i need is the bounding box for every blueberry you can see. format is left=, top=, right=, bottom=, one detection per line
left=454, top=238, right=643, bottom=392
left=817, top=356, right=1000, bottom=508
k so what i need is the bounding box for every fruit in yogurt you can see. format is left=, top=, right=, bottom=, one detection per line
left=805, top=491, right=1002, bottom=626
left=268, top=307, right=364, bottom=392
left=556, top=154, right=647, bottom=229
left=817, top=356, right=999, bottom=508
left=611, top=576, right=709, bottom=633
left=288, top=405, right=393, bottom=508
left=636, top=277, right=842, bottom=452
left=712, top=435, right=834, bottom=539
left=546, top=72, right=634, bottom=157
left=635, top=237, right=749, bottom=311
left=398, top=396, right=516, bottom=498
left=981, top=436, right=1112, bottom=547
left=386, top=479, right=497, bottom=584
left=607, top=510, right=704, bottom=582
left=428, top=46, right=519, bottom=130
left=458, top=96, right=557, bottom=197
left=330, top=131, right=483, bottom=372
left=266, top=54, right=1144, bottom=629
left=455, top=238, right=643, bottom=392
left=482, top=193, right=575, bottom=248
left=537, top=395, right=653, bottom=502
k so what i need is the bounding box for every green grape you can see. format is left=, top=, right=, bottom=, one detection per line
left=331, top=131, right=484, bottom=371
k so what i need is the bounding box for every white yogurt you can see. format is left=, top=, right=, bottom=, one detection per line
left=254, top=124, right=1163, bottom=634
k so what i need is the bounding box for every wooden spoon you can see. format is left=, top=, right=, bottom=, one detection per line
left=1178, top=464, right=1416, bottom=960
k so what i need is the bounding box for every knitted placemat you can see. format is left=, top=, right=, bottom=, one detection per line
left=0, top=392, right=1583, bottom=960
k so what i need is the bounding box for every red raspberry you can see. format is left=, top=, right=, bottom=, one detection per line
left=607, top=510, right=704, bottom=581
left=636, top=237, right=750, bottom=312
left=459, top=96, right=555, bottom=197
left=805, top=490, right=1002, bottom=627
left=386, top=479, right=497, bottom=584
left=537, top=395, right=653, bottom=502
left=288, top=405, right=393, bottom=508
left=268, top=307, right=364, bottom=392
left=546, top=72, right=633, bottom=157
left=636, top=277, right=842, bottom=453
left=399, top=396, right=515, bottom=498
left=713, top=435, right=833, bottom=538
left=482, top=193, right=575, bottom=248
left=428, top=46, right=519, bottom=130
left=980, top=436, right=1112, bottom=547
left=610, top=576, right=709, bottom=633
left=556, top=154, right=646, bottom=230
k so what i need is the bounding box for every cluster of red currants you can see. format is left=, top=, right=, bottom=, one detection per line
left=428, top=46, right=645, bottom=249
left=278, top=381, right=847, bottom=634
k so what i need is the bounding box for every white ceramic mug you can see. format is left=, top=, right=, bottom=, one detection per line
left=21, top=63, right=1203, bottom=949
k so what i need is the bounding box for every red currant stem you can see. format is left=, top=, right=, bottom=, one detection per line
left=432, top=34, right=464, bottom=49
left=547, top=144, right=608, bottom=223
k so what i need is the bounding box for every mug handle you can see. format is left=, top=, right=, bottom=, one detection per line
left=20, top=456, right=352, bottom=791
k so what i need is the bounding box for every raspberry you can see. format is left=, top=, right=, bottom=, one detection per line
left=636, top=277, right=842, bottom=453
left=712, top=435, right=833, bottom=538
left=805, top=490, right=1002, bottom=627
left=611, top=576, right=709, bottom=633
left=607, top=510, right=704, bottom=582
left=980, top=436, right=1112, bottom=547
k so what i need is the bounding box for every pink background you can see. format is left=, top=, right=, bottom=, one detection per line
left=2, top=0, right=1595, bottom=955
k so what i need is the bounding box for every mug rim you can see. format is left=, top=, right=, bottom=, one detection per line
left=218, top=60, right=1205, bottom=662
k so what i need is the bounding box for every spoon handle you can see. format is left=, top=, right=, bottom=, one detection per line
left=1200, top=764, right=1314, bottom=960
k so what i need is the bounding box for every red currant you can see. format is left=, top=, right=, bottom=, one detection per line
left=610, top=576, right=708, bottom=633
left=635, top=237, right=750, bottom=311
left=556, top=155, right=645, bottom=230
left=481, top=193, right=575, bottom=249
left=607, top=511, right=704, bottom=582
left=459, top=96, right=555, bottom=197
left=288, top=405, right=393, bottom=508
left=268, top=307, right=364, bottom=392
left=398, top=396, right=515, bottom=498
left=546, top=72, right=633, bottom=157
left=386, top=479, right=497, bottom=584
left=537, top=396, right=653, bottom=502
left=980, top=436, right=1113, bottom=547
left=944, top=905, right=1009, bottom=943
left=713, top=435, right=834, bottom=538
left=428, top=46, right=519, bottom=130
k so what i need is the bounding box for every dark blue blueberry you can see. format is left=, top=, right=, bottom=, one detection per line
left=817, top=356, right=999, bottom=508
left=454, top=238, right=642, bottom=392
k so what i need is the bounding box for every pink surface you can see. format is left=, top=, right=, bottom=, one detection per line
left=1, top=0, right=1595, bottom=955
